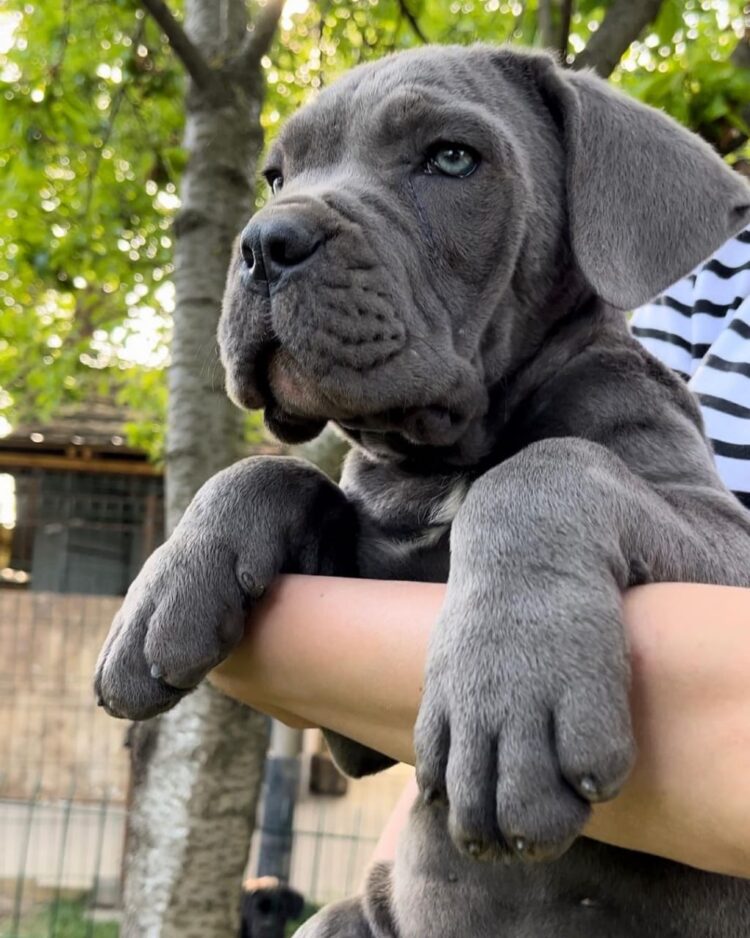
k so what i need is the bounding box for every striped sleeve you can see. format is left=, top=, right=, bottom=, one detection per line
left=631, top=226, right=750, bottom=509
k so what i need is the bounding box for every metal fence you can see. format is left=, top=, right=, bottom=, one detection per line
left=0, top=467, right=164, bottom=596
left=271, top=761, right=410, bottom=908
left=0, top=590, right=129, bottom=938
left=0, top=510, right=409, bottom=936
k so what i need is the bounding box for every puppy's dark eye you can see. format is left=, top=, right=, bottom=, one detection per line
left=264, top=170, right=284, bottom=195
left=425, top=144, right=479, bottom=178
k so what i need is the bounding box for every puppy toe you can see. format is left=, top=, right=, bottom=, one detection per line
left=495, top=712, right=589, bottom=861
left=95, top=605, right=185, bottom=720
left=555, top=684, right=635, bottom=804
left=413, top=700, right=450, bottom=806
left=143, top=587, right=246, bottom=691
left=446, top=725, right=504, bottom=861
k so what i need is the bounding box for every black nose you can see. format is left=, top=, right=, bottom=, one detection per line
left=240, top=217, right=323, bottom=284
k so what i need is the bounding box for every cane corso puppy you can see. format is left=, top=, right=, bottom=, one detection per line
left=96, top=45, right=750, bottom=936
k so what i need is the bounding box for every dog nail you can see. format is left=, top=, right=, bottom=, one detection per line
left=96, top=695, right=105, bottom=708
left=466, top=840, right=483, bottom=858
left=580, top=775, right=598, bottom=798
left=150, top=664, right=163, bottom=680
left=513, top=836, right=527, bottom=854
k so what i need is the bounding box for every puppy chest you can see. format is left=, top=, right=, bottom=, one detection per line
left=357, top=478, right=469, bottom=580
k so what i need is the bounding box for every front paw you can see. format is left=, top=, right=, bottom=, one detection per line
left=94, top=537, right=265, bottom=721
left=414, top=587, right=635, bottom=863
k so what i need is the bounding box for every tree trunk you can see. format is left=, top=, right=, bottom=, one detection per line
left=123, top=689, right=269, bottom=938
left=123, top=1, right=277, bottom=934
left=537, top=0, right=557, bottom=52
left=572, top=0, right=665, bottom=77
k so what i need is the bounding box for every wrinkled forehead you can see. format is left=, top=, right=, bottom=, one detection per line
left=268, top=48, right=496, bottom=172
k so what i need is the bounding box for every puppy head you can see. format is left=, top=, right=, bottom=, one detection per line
left=220, top=45, right=750, bottom=454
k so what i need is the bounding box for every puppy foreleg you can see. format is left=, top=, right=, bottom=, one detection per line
left=415, top=436, right=750, bottom=862
left=95, top=456, right=357, bottom=720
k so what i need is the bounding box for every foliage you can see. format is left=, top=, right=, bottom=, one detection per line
left=0, top=897, right=120, bottom=938
left=0, top=0, right=182, bottom=454
left=285, top=902, right=320, bottom=936
left=616, top=0, right=750, bottom=159
left=1, top=0, right=748, bottom=457
left=263, top=0, right=749, bottom=152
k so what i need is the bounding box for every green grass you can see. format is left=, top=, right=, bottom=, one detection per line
left=285, top=902, right=320, bottom=937
left=1, top=896, right=315, bottom=938
left=0, top=898, right=119, bottom=938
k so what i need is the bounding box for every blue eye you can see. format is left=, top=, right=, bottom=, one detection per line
left=264, top=170, right=283, bottom=194
left=426, top=144, right=479, bottom=178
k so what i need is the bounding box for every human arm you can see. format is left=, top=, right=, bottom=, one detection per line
left=209, top=576, right=750, bottom=879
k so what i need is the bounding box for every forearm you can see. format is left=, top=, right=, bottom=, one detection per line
left=586, top=583, right=750, bottom=877
left=211, top=575, right=438, bottom=755
left=209, top=577, right=750, bottom=877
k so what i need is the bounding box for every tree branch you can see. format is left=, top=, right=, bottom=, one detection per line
left=240, top=0, right=285, bottom=70
left=83, top=21, right=146, bottom=219
left=139, top=0, right=215, bottom=88
left=731, top=14, right=750, bottom=70
left=84, top=81, right=126, bottom=216
left=507, top=0, right=526, bottom=39
left=572, top=0, right=665, bottom=78
left=49, top=0, right=73, bottom=80
left=399, top=0, right=429, bottom=44
left=713, top=22, right=750, bottom=155
left=538, top=0, right=556, bottom=50
left=559, top=0, right=574, bottom=60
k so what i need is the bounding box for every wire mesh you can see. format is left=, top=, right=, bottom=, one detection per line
left=0, top=589, right=128, bottom=938
left=0, top=465, right=411, bottom=935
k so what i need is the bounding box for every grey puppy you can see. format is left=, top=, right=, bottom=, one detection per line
left=95, top=45, right=750, bottom=937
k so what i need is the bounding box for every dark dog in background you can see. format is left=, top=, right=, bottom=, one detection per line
left=96, top=46, right=750, bottom=937
left=240, top=877, right=304, bottom=938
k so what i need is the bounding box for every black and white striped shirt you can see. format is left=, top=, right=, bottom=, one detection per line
left=631, top=225, right=750, bottom=511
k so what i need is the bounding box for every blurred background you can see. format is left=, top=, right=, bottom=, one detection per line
left=0, top=0, right=748, bottom=935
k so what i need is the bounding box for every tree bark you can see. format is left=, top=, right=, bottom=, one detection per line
left=572, top=0, right=666, bottom=78
left=558, top=0, right=573, bottom=59
left=123, top=689, right=270, bottom=938
left=538, top=0, right=557, bottom=52
left=123, top=1, right=280, bottom=935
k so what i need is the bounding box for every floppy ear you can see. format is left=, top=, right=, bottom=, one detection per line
left=537, top=62, right=750, bottom=309
left=282, top=886, right=305, bottom=920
